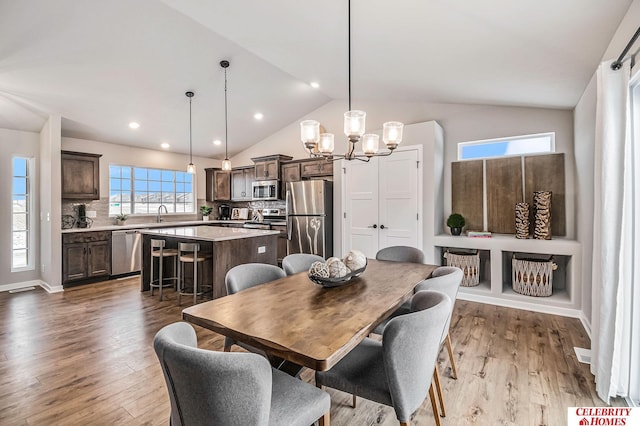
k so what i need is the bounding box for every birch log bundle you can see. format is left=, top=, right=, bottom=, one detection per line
left=533, top=191, right=552, bottom=240
left=514, top=202, right=530, bottom=239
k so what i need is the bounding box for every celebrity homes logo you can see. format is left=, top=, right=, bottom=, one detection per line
left=567, top=407, right=639, bottom=425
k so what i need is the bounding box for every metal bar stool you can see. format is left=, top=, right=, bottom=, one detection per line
left=177, top=242, right=212, bottom=306
left=150, top=239, right=179, bottom=301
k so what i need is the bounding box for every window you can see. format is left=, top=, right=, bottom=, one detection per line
left=12, top=157, right=33, bottom=271
left=458, top=132, right=555, bottom=160
left=109, top=165, right=194, bottom=215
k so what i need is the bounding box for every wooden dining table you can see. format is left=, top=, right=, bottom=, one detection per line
left=182, top=259, right=437, bottom=372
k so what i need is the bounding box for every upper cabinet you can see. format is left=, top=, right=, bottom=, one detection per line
left=205, top=168, right=231, bottom=201
left=251, top=154, right=292, bottom=180
left=61, top=151, right=102, bottom=200
left=299, top=158, right=334, bottom=178
left=231, top=166, right=255, bottom=201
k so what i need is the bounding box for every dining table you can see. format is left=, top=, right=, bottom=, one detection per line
left=182, top=258, right=437, bottom=372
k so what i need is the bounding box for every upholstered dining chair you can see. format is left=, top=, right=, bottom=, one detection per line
left=224, top=263, right=286, bottom=353
left=153, top=322, right=331, bottom=426
left=375, top=245, right=425, bottom=264
left=282, top=253, right=325, bottom=275
left=316, top=290, right=451, bottom=426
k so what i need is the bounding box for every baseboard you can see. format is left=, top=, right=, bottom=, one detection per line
left=0, top=280, right=63, bottom=294
left=579, top=312, right=592, bottom=340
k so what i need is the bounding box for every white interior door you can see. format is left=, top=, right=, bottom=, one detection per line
left=378, top=149, right=420, bottom=250
left=343, top=158, right=379, bottom=258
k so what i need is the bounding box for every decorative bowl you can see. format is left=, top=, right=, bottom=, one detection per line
left=308, top=262, right=367, bottom=288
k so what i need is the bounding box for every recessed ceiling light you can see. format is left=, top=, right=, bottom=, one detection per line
left=310, top=82, right=320, bottom=89
left=129, top=122, right=140, bottom=129
left=213, top=139, right=222, bottom=146
left=160, top=143, right=170, bottom=149
left=254, top=113, right=263, bottom=120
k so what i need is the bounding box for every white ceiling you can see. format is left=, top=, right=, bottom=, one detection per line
left=0, top=0, right=632, bottom=158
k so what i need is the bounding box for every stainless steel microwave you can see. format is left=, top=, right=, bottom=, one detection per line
left=252, top=179, right=279, bottom=200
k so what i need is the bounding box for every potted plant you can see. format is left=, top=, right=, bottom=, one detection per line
left=200, top=205, right=213, bottom=221
left=446, top=213, right=465, bottom=236
left=77, top=204, right=88, bottom=228
left=115, top=213, right=128, bottom=226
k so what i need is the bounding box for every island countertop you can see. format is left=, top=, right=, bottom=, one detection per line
left=139, top=225, right=279, bottom=242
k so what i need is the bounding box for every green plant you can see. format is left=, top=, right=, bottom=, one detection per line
left=115, top=214, right=128, bottom=221
left=446, top=213, right=465, bottom=228
left=199, top=205, right=213, bottom=216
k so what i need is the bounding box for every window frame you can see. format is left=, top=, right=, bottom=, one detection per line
left=108, top=164, right=195, bottom=217
left=457, top=132, right=556, bottom=161
left=11, top=156, right=35, bottom=272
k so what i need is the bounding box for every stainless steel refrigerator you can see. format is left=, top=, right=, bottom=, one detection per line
left=286, top=180, right=333, bottom=258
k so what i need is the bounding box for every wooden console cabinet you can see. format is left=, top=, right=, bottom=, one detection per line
left=62, top=231, right=111, bottom=286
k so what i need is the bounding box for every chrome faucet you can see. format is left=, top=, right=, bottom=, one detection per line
left=157, top=204, right=168, bottom=223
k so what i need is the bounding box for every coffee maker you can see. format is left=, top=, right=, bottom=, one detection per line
left=218, top=204, right=231, bottom=220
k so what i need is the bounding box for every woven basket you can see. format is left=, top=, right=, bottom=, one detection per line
left=444, top=251, right=480, bottom=287
left=512, top=257, right=556, bottom=297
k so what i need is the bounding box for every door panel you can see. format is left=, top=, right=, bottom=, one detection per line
left=343, top=158, right=379, bottom=258
left=287, top=216, right=327, bottom=257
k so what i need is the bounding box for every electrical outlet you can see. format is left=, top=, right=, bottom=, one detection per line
left=87, top=210, right=97, bottom=218
left=258, top=246, right=266, bottom=254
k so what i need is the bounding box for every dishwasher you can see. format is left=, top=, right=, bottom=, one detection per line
left=111, top=229, right=146, bottom=276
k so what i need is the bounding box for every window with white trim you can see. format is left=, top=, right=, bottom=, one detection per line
left=109, top=165, right=194, bottom=215
left=458, top=132, right=555, bottom=160
left=12, top=157, right=33, bottom=271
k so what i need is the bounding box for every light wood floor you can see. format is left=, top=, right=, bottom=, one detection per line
left=0, top=277, right=622, bottom=425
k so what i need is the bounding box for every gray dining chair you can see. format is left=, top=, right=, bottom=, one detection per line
left=375, top=246, right=425, bottom=264
left=316, top=290, right=451, bottom=426
left=153, top=322, right=331, bottom=426
left=224, top=263, right=286, bottom=353
left=282, top=253, right=325, bottom=275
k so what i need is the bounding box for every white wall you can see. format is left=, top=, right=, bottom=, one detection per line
left=573, top=0, right=640, bottom=331
left=0, top=128, right=42, bottom=288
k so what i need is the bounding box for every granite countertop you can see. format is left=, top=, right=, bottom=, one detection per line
left=61, top=220, right=247, bottom=233
left=139, top=226, right=279, bottom=242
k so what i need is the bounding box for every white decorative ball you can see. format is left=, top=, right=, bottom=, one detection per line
left=326, top=258, right=350, bottom=278
left=309, top=261, right=330, bottom=278
left=343, top=249, right=366, bottom=271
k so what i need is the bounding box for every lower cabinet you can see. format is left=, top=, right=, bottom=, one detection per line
left=271, top=224, right=288, bottom=265
left=62, top=231, right=111, bottom=286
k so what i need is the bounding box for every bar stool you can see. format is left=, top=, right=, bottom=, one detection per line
left=150, top=239, right=179, bottom=301
left=177, top=242, right=212, bottom=306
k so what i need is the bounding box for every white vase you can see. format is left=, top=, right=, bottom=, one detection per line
left=202, top=215, right=210, bottom=221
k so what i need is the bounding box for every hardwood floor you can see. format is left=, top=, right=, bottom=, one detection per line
left=0, top=277, right=622, bottom=425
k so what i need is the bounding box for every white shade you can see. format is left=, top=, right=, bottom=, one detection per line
left=362, top=134, right=379, bottom=156
left=383, top=121, right=403, bottom=148
left=344, top=110, right=366, bottom=138
left=300, top=120, right=320, bottom=144
left=318, top=133, right=335, bottom=154
left=186, top=163, right=196, bottom=174
left=221, top=158, right=231, bottom=171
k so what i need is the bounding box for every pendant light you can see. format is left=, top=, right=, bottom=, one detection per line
left=185, top=91, right=196, bottom=174
left=299, top=0, right=403, bottom=161
left=220, top=60, right=231, bottom=171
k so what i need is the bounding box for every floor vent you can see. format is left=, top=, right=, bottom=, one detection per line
left=9, top=286, right=36, bottom=294
left=574, top=347, right=591, bottom=364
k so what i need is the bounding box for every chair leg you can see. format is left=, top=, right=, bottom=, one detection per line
left=150, top=256, right=155, bottom=296
left=158, top=255, right=164, bottom=301
left=352, top=394, right=357, bottom=408
left=177, top=258, right=182, bottom=306
left=445, top=333, right=458, bottom=379
left=193, top=261, right=198, bottom=306
left=433, top=367, right=446, bottom=417
left=319, top=410, right=330, bottom=426
left=428, top=382, right=442, bottom=426
left=399, top=422, right=410, bottom=426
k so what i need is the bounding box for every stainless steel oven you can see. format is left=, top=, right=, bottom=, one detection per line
left=252, top=179, right=279, bottom=200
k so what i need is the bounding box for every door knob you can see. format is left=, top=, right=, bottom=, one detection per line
left=380, top=224, right=386, bottom=229
left=368, top=224, right=377, bottom=229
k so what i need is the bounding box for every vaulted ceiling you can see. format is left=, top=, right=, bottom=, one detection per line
left=0, top=0, right=633, bottom=158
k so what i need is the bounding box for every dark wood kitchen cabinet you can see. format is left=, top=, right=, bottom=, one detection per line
left=271, top=224, right=288, bottom=265
left=252, top=154, right=292, bottom=180
left=62, top=231, right=111, bottom=286
left=300, top=158, right=334, bottom=178
left=231, top=166, right=255, bottom=201
left=205, top=168, right=231, bottom=201
left=61, top=151, right=102, bottom=199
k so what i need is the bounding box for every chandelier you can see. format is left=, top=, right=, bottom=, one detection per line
left=299, top=0, right=403, bottom=162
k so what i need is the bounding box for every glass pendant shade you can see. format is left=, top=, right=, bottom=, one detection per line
left=186, top=163, right=196, bottom=174
left=301, top=120, right=320, bottom=151
left=318, top=133, right=335, bottom=154
left=362, top=134, right=379, bottom=156
left=383, top=121, right=404, bottom=149
left=221, top=158, right=231, bottom=171
left=344, top=110, right=366, bottom=138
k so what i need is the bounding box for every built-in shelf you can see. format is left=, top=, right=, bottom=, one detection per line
left=434, top=234, right=582, bottom=317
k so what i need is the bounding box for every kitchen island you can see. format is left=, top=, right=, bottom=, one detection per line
left=139, top=226, right=279, bottom=299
